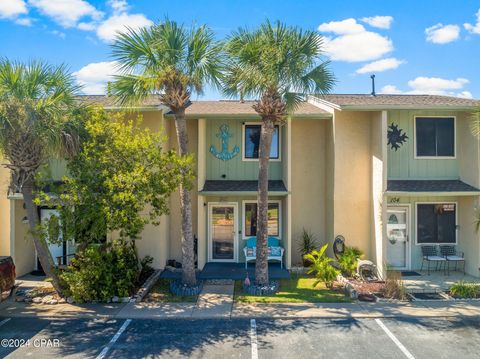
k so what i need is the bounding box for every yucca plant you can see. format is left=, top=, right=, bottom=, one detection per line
left=297, top=229, right=318, bottom=267
left=304, top=243, right=339, bottom=289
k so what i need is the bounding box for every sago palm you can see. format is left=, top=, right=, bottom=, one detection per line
left=224, top=20, right=335, bottom=285
left=110, top=20, right=224, bottom=286
left=0, top=59, right=81, bottom=294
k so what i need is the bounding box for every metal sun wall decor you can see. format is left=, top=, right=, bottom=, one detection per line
left=387, top=123, right=408, bottom=151
left=209, top=124, right=240, bottom=161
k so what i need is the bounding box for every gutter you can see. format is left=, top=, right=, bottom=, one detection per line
left=386, top=191, right=480, bottom=197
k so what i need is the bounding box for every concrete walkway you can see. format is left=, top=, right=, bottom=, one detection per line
left=192, top=282, right=234, bottom=318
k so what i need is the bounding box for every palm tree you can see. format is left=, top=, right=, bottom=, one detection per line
left=110, top=20, right=224, bottom=287
left=224, top=20, right=335, bottom=285
left=0, top=59, right=81, bottom=294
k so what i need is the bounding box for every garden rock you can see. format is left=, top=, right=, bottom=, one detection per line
left=32, top=297, right=42, bottom=304
left=42, top=295, right=54, bottom=304
left=48, top=299, right=58, bottom=305
left=66, top=297, right=74, bottom=304
left=112, top=296, right=119, bottom=303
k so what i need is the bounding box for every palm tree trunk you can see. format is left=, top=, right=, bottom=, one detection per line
left=255, top=120, right=274, bottom=286
left=22, top=179, right=64, bottom=294
left=173, top=109, right=197, bottom=287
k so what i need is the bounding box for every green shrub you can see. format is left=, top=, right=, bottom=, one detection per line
left=304, top=244, right=339, bottom=289
left=60, top=240, right=139, bottom=302
left=450, top=281, right=480, bottom=298
left=338, top=246, right=363, bottom=277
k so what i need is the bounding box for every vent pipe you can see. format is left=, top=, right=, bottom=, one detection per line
left=370, top=74, right=376, bottom=96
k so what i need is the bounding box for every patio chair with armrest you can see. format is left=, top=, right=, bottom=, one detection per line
left=439, top=245, right=465, bottom=275
left=420, top=245, right=446, bottom=275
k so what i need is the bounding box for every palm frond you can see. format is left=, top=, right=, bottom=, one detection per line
left=470, top=107, right=480, bottom=138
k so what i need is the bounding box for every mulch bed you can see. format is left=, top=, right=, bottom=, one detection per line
left=348, top=279, right=385, bottom=294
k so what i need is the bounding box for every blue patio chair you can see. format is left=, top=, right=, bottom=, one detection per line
left=439, top=245, right=465, bottom=275
left=420, top=245, right=446, bottom=275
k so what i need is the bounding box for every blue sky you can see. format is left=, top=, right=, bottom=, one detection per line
left=1, top=0, right=479, bottom=99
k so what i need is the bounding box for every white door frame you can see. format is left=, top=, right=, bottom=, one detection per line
left=35, top=208, right=66, bottom=270
left=207, top=202, right=238, bottom=263
left=386, top=204, right=411, bottom=270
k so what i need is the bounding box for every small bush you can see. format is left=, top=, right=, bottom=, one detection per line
left=450, top=281, right=480, bottom=298
left=338, top=246, right=363, bottom=277
left=383, top=271, right=407, bottom=300
left=60, top=240, right=139, bottom=302
left=137, top=255, right=155, bottom=286
left=304, top=244, right=339, bottom=289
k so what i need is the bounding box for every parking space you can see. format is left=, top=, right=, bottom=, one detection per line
left=0, top=316, right=479, bottom=358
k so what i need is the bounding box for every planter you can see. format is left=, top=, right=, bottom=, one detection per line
left=243, top=280, right=279, bottom=296
left=169, top=279, right=203, bottom=297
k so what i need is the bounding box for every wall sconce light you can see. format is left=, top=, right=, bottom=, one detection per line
left=22, top=216, right=29, bottom=224
left=221, top=174, right=226, bottom=179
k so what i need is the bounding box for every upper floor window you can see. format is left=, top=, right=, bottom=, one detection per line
left=415, top=117, right=455, bottom=158
left=243, top=124, right=280, bottom=160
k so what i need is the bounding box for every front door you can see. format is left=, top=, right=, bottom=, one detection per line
left=386, top=206, right=410, bottom=269
left=208, top=203, right=237, bottom=262
left=37, top=209, right=66, bottom=270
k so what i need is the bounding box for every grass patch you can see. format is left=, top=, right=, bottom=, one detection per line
left=234, top=276, right=349, bottom=303
left=144, top=279, right=198, bottom=303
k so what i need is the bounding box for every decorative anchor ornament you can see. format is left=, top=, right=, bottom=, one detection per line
left=209, top=124, right=240, bottom=161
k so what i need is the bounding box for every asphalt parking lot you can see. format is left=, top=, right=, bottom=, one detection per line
left=0, top=316, right=479, bottom=358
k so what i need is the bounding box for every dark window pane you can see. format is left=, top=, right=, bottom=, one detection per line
left=436, top=118, right=455, bottom=156
left=244, top=125, right=279, bottom=159
left=244, top=202, right=279, bottom=237
left=417, top=204, right=436, bottom=243
left=245, top=126, right=261, bottom=158
left=416, top=118, right=436, bottom=156
left=417, top=204, right=456, bottom=244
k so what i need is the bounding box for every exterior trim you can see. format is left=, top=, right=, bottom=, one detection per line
left=200, top=191, right=289, bottom=196
left=414, top=201, right=458, bottom=246
left=386, top=191, right=480, bottom=197
left=413, top=115, right=456, bottom=160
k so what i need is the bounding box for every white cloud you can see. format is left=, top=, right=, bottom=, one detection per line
left=318, top=18, right=393, bottom=62
left=14, top=17, right=31, bottom=26
left=74, top=61, right=120, bottom=95
left=29, top=0, right=103, bottom=28
left=464, top=9, right=480, bottom=34
left=96, top=12, right=152, bottom=42
left=356, top=57, right=405, bottom=74
left=381, top=76, right=472, bottom=98
left=318, top=18, right=365, bottom=34
left=0, top=0, right=27, bottom=19
left=108, top=0, right=128, bottom=14
left=51, top=29, right=66, bottom=39
left=360, top=16, right=393, bottom=29
left=425, top=24, right=460, bottom=44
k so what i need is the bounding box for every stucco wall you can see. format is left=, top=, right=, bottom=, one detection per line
left=290, top=119, right=327, bottom=265
left=13, top=201, right=36, bottom=276
left=0, top=164, right=11, bottom=257
left=332, top=111, right=373, bottom=258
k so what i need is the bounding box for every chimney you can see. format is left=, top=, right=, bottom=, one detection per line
left=370, top=74, right=376, bottom=96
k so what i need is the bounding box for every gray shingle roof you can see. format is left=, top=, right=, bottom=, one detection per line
left=313, top=94, right=480, bottom=109
left=76, top=95, right=330, bottom=117
left=201, top=180, right=287, bottom=193
left=387, top=180, right=480, bottom=193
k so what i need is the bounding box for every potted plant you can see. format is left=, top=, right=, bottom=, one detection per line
left=297, top=229, right=318, bottom=267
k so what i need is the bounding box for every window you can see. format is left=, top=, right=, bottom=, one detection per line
left=416, top=203, right=456, bottom=244
left=244, top=201, right=280, bottom=237
left=415, top=117, right=455, bottom=157
left=243, top=124, right=280, bottom=160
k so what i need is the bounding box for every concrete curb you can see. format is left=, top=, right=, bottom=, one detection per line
left=135, top=269, right=162, bottom=303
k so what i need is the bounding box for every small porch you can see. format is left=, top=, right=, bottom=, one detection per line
left=160, top=262, right=290, bottom=281
left=402, top=270, right=480, bottom=292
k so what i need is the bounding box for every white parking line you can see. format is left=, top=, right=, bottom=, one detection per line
left=375, top=319, right=415, bottom=359
left=250, top=319, right=258, bottom=359
left=0, top=318, right=10, bottom=327
left=96, top=319, right=131, bottom=359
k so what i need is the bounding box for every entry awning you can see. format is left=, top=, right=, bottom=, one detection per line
left=387, top=180, right=480, bottom=196
left=200, top=180, right=288, bottom=196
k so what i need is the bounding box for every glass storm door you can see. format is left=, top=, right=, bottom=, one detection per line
left=209, top=204, right=237, bottom=262
left=386, top=207, right=409, bottom=269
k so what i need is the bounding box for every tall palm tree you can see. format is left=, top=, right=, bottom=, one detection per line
left=0, top=59, right=81, bottom=294
left=224, top=20, right=335, bottom=285
left=110, top=20, right=223, bottom=286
